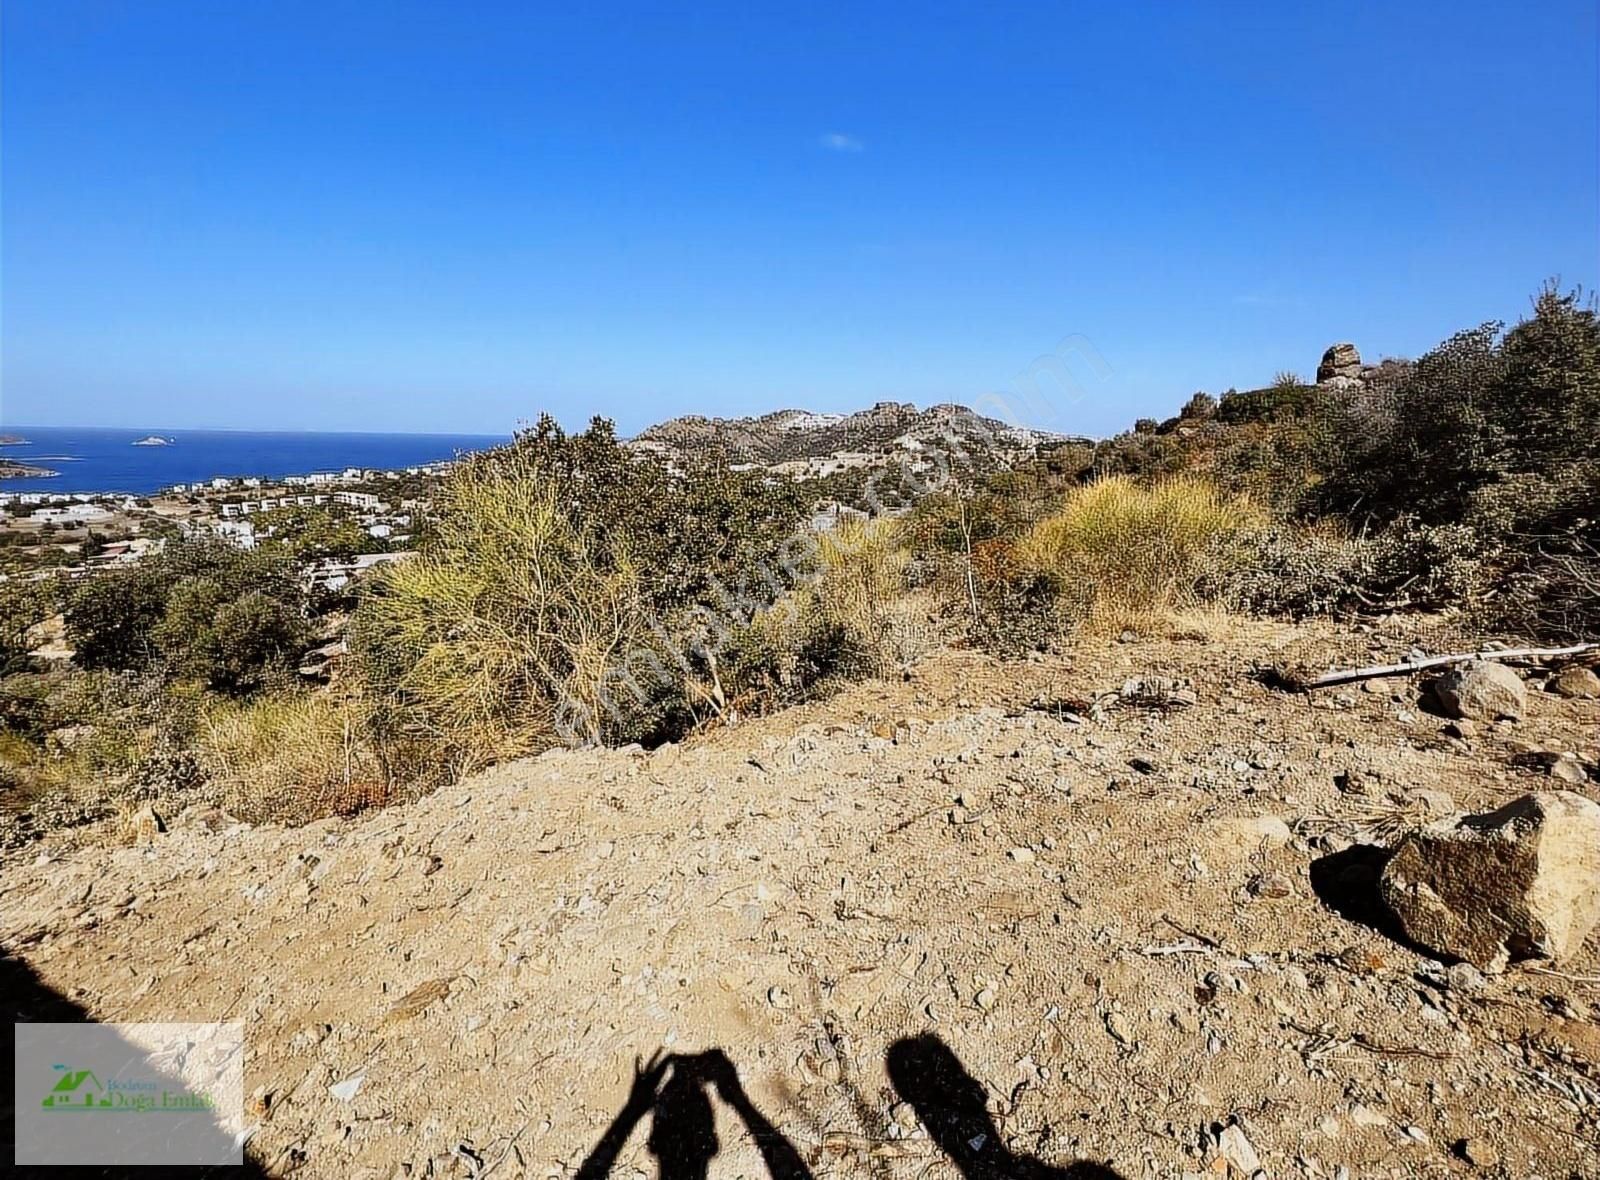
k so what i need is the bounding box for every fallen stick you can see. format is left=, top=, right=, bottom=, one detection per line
left=1295, top=642, right=1599, bottom=691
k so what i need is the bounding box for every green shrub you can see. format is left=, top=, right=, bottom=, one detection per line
left=256, top=505, right=372, bottom=562
left=0, top=578, right=57, bottom=675
left=64, top=538, right=308, bottom=690
left=1317, top=286, right=1600, bottom=525
left=354, top=445, right=644, bottom=767
left=1216, top=381, right=1317, bottom=425
left=354, top=416, right=815, bottom=774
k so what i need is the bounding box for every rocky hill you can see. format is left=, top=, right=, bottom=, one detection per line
left=630, top=401, right=1080, bottom=468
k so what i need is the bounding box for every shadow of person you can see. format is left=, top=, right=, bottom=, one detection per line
left=886, top=1034, right=1123, bottom=1179
left=575, top=1049, right=812, bottom=1180
left=2, top=948, right=272, bottom=1179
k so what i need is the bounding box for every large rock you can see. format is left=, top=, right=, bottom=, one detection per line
left=1550, top=665, right=1600, bottom=699
left=1432, top=660, right=1527, bottom=721
left=1380, top=791, right=1600, bottom=971
left=1316, top=342, right=1362, bottom=383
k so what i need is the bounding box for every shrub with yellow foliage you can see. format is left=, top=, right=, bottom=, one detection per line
left=1016, top=475, right=1263, bottom=630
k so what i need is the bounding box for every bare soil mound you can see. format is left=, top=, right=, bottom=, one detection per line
left=4, top=618, right=1597, bottom=1178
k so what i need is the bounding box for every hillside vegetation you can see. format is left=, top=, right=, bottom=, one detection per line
left=2, top=285, right=1597, bottom=844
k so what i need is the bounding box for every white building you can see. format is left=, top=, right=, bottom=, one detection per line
left=306, top=551, right=409, bottom=592
left=333, top=491, right=382, bottom=510
left=211, top=520, right=256, bottom=549
left=220, top=494, right=331, bottom=517
left=32, top=504, right=112, bottom=524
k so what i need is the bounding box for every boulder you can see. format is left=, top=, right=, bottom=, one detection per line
left=1380, top=791, right=1600, bottom=971
left=1316, top=342, right=1362, bottom=383
left=1550, top=665, right=1600, bottom=699
left=1432, top=661, right=1526, bottom=721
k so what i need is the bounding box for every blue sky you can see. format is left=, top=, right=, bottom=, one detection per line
left=3, top=2, right=1596, bottom=437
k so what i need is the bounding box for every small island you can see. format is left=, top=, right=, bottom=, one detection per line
left=0, top=459, right=59, bottom=479
left=0, top=434, right=28, bottom=446
left=132, top=435, right=174, bottom=446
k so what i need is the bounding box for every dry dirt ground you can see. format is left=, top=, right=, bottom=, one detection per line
left=3, top=617, right=1599, bottom=1179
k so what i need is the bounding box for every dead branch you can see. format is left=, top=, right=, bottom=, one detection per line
left=1292, top=642, right=1599, bottom=691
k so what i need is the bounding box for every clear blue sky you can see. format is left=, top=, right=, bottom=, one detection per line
left=3, top=2, right=1596, bottom=437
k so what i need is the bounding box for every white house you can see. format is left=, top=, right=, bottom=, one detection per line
left=211, top=520, right=256, bottom=549
left=333, top=491, right=382, bottom=510
left=32, top=504, right=112, bottom=524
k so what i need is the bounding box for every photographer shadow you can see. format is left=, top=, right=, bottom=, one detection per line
left=578, top=1035, right=1125, bottom=1180
left=574, top=1049, right=812, bottom=1180
left=886, top=1033, right=1124, bottom=1179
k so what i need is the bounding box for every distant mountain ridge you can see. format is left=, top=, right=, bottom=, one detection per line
left=630, top=401, right=1079, bottom=467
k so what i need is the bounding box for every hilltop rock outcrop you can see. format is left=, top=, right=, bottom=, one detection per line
left=1316, top=342, right=1362, bottom=383
left=630, top=401, right=1079, bottom=467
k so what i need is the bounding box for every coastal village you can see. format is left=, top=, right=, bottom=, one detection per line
left=0, top=458, right=451, bottom=584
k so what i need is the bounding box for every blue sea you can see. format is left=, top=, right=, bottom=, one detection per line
left=0, top=426, right=510, bottom=495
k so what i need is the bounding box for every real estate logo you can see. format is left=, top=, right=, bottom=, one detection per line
left=14, top=1022, right=244, bottom=1165
left=40, top=1061, right=217, bottom=1113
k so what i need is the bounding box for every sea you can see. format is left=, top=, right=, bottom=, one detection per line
left=0, top=426, right=510, bottom=496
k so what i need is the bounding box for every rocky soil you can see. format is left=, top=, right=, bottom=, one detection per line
left=3, top=617, right=1598, bottom=1179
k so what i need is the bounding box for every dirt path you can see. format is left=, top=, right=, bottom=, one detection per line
left=4, top=619, right=1598, bottom=1178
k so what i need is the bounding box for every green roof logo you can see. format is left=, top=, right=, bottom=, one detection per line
left=42, top=1064, right=111, bottom=1109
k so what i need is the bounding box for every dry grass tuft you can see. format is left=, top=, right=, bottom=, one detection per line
left=813, top=517, right=912, bottom=664
left=199, top=690, right=390, bottom=823
left=1017, top=475, right=1264, bottom=631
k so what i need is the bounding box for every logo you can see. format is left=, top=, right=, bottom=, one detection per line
left=15, top=1021, right=244, bottom=1165
left=40, top=1061, right=216, bottom=1113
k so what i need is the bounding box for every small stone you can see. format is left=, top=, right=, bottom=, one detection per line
left=1549, top=754, right=1589, bottom=784
left=1248, top=871, right=1293, bottom=900
left=129, top=804, right=166, bottom=845
left=1210, top=815, right=1292, bottom=857
left=1349, top=1103, right=1388, bottom=1127
left=1104, top=1010, right=1134, bottom=1045
left=329, top=1072, right=366, bottom=1103
left=767, top=986, right=793, bottom=1010
left=1216, top=1122, right=1262, bottom=1175
left=1336, top=946, right=1387, bottom=975
left=974, top=986, right=997, bottom=1012
left=1406, top=788, right=1457, bottom=818
left=1457, top=1136, right=1500, bottom=1168
left=1445, top=962, right=1487, bottom=995
left=1008, top=847, right=1036, bottom=864
left=1443, top=719, right=1477, bottom=740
